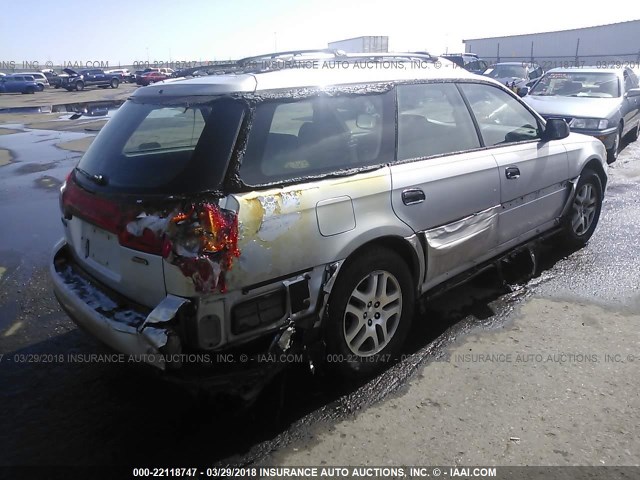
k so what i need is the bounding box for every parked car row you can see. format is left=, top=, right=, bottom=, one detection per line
left=432, top=54, right=640, bottom=163
left=0, top=74, right=40, bottom=94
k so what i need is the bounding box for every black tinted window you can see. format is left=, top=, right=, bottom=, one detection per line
left=460, top=83, right=541, bottom=146
left=240, top=92, right=393, bottom=185
left=397, top=83, right=480, bottom=160
left=76, top=97, right=245, bottom=194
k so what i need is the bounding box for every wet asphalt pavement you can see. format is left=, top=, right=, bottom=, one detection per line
left=0, top=107, right=639, bottom=469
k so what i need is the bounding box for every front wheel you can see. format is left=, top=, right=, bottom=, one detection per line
left=75, top=81, right=84, bottom=91
left=325, top=247, right=414, bottom=378
left=558, top=170, right=603, bottom=248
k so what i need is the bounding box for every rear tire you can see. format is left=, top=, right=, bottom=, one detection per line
left=75, top=81, right=84, bottom=91
left=37, top=84, right=44, bottom=92
left=325, top=247, right=414, bottom=378
left=558, top=169, right=603, bottom=248
left=110, top=78, right=119, bottom=89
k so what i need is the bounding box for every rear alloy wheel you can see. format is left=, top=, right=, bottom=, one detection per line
left=559, top=169, right=603, bottom=248
left=326, top=247, right=414, bottom=378
left=75, top=81, right=84, bottom=91
left=110, top=78, right=119, bottom=89
left=607, top=126, right=621, bottom=163
left=37, top=84, right=44, bottom=92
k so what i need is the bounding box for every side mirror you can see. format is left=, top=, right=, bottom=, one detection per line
left=517, top=87, right=529, bottom=97
left=625, top=88, right=640, bottom=98
left=356, top=113, right=376, bottom=129
left=543, top=118, right=570, bottom=141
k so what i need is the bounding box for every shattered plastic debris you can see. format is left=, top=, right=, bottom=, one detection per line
left=125, top=213, right=171, bottom=237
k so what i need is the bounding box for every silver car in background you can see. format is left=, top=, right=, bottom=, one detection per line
left=523, top=67, right=640, bottom=162
left=50, top=51, right=608, bottom=391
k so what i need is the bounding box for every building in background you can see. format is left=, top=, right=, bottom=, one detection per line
left=328, top=36, right=389, bottom=53
left=464, top=20, right=640, bottom=66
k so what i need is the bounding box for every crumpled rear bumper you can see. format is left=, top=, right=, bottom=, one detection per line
left=50, top=239, right=179, bottom=371
left=50, top=239, right=294, bottom=398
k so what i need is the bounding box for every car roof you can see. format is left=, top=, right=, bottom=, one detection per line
left=133, top=54, right=478, bottom=98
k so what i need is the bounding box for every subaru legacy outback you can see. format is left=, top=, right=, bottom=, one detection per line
left=51, top=51, right=607, bottom=389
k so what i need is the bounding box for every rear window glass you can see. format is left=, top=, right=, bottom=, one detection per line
left=240, top=92, right=393, bottom=185
left=76, top=97, right=245, bottom=194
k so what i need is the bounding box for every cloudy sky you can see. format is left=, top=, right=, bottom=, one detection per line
left=1, top=0, right=637, bottom=65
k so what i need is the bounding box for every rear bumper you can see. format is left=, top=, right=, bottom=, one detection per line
left=50, top=239, right=173, bottom=370
left=50, top=239, right=292, bottom=396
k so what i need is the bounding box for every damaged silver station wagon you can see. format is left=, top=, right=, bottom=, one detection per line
left=51, top=50, right=608, bottom=392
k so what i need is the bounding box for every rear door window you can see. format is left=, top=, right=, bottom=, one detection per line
left=397, top=83, right=480, bottom=160
left=240, top=91, right=393, bottom=185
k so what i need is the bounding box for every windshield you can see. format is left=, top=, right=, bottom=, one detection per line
left=484, top=65, right=527, bottom=79
left=529, top=72, right=620, bottom=98
left=76, top=97, right=245, bottom=194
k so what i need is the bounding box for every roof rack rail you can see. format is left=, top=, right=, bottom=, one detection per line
left=238, top=49, right=347, bottom=66
left=441, top=52, right=478, bottom=57
left=346, top=52, right=438, bottom=62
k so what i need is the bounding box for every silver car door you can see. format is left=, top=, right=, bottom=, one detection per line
left=389, top=83, right=501, bottom=287
left=459, top=82, right=569, bottom=245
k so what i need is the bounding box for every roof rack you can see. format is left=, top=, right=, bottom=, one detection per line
left=173, top=50, right=443, bottom=78
left=238, top=49, right=347, bottom=67
left=345, top=52, right=438, bottom=62
left=441, top=53, right=479, bottom=57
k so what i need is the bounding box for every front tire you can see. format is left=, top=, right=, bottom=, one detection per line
left=325, top=247, right=414, bottom=378
left=558, top=170, right=603, bottom=248
left=75, top=81, right=84, bottom=91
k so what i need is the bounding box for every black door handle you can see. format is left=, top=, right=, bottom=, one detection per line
left=402, top=188, right=426, bottom=205
left=505, top=166, right=521, bottom=179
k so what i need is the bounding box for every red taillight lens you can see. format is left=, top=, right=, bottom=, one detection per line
left=117, top=228, right=165, bottom=255
left=60, top=174, right=164, bottom=255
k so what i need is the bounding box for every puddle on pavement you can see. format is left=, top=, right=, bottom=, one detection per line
left=0, top=100, right=124, bottom=118
left=0, top=127, right=91, bottom=259
left=15, top=161, right=58, bottom=174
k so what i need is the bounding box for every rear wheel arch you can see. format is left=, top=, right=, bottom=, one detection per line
left=340, top=236, right=422, bottom=290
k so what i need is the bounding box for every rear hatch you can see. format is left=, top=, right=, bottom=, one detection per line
left=60, top=96, right=246, bottom=307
